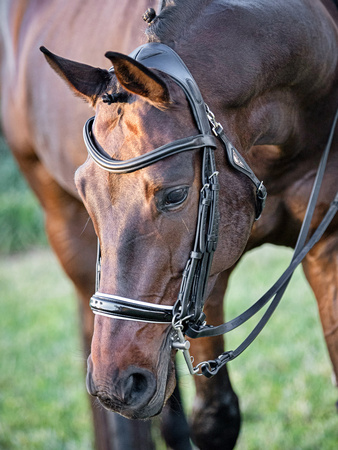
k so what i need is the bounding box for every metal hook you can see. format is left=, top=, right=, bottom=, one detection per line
left=209, top=171, right=219, bottom=180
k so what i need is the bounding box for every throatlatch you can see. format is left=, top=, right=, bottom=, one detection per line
left=84, top=42, right=337, bottom=377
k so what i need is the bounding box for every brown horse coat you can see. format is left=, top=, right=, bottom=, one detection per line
left=1, top=0, right=337, bottom=449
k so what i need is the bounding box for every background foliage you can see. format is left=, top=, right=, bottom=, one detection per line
left=0, top=138, right=337, bottom=449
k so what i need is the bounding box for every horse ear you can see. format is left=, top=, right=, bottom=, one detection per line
left=40, top=46, right=112, bottom=105
left=105, top=52, right=170, bottom=104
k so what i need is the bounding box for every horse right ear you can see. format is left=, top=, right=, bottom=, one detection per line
left=40, top=47, right=112, bottom=106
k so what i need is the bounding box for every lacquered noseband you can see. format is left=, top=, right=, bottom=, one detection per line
left=90, top=293, right=173, bottom=323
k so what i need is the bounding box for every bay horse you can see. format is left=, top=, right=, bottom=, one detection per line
left=1, top=0, right=338, bottom=449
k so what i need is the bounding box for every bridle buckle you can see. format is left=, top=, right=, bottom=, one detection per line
left=206, top=104, right=223, bottom=136
left=171, top=315, right=201, bottom=375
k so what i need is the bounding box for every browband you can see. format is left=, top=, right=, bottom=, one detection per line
left=84, top=119, right=217, bottom=173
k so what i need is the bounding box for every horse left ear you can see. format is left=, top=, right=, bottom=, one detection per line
left=40, top=46, right=112, bottom=106
left=105, top=52, right=170, bottom=104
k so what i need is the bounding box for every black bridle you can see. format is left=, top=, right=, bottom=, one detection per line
left=83, top=43, right=338, bottom=377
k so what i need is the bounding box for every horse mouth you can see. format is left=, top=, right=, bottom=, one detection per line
left=97, top=393, right=164, bottom=420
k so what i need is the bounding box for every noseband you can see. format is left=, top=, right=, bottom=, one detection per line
left=83, top=43, right=338, bottom=377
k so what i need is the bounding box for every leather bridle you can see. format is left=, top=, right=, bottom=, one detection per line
left=83, top=43, right=338, bottom=378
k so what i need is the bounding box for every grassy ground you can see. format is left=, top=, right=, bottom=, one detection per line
left=177, top=246, right=338, bottom=449
left=0, top=250, right=92, bottom=449
left=0, top=137, right=47, bottom=254
left=228, top=251, right=338, bottom=450
left=1, top=246, right=337, bottom=449
left=1, top=137, right=337, bottom=448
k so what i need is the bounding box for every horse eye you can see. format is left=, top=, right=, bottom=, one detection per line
left=164, top=187, right=188, bottom=206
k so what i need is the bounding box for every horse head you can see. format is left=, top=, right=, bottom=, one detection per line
left=40, top=46, right=257, bottom=419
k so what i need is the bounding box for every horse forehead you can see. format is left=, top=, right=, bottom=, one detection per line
left=95, top=90, right=197, bottom=154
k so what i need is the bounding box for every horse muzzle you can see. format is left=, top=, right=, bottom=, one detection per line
left=87, top=363, right=161, bottom=419
left=86, top=328, right=176, bottom=419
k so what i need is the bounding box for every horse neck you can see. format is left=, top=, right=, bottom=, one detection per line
left=150, top=0, right=337, bottom=158
left=147, top=0, right=213, bottom=45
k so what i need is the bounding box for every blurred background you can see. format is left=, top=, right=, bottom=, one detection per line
left=0, top=134, right=337, bottom=448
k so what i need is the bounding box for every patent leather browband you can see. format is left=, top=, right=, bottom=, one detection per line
left=84, top=120, right=217, bottom=174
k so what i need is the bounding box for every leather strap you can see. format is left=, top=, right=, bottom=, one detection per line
left=90, top=292, right=173, bottom=323
left=189, top=107, right=338, bottom=340
left=199, top=193, right=338, bottom=376
left=205, top=105, right=267, bottom=220
left=129, top=43, right=211, bottom=134
left=84, top=117, right=217, bottom=173
left=190, top=107, right=338, bottom=377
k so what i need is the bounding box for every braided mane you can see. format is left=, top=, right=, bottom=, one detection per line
left=146, top=0, right=213, bottom=46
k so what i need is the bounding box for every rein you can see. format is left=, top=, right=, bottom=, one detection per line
left=83, top=42, right=338, bottom=378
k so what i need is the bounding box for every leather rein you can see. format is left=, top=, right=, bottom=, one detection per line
left=83, top=43, right=338, bottom=378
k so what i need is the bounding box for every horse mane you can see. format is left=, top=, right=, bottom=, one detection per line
left=146, top=0, right=214, bottom=45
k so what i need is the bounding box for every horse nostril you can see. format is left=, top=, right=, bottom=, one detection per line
left=86, top=356, right=97, bottom=397
left=123, top=373, right=147, bottom=403
left=121, top=368, right=156, bottom=408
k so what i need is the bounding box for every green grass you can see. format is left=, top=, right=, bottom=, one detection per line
left=0, top=138, right=337, bottom=447
left=227, top=247, right=338, bottom=450
left=177, top=245, right=338, bottom=449
left=0, top=137, right=47, bottom=253
left=0, top=250, right=93, bottom=449
left=1, top=245, right=337, bottom=449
